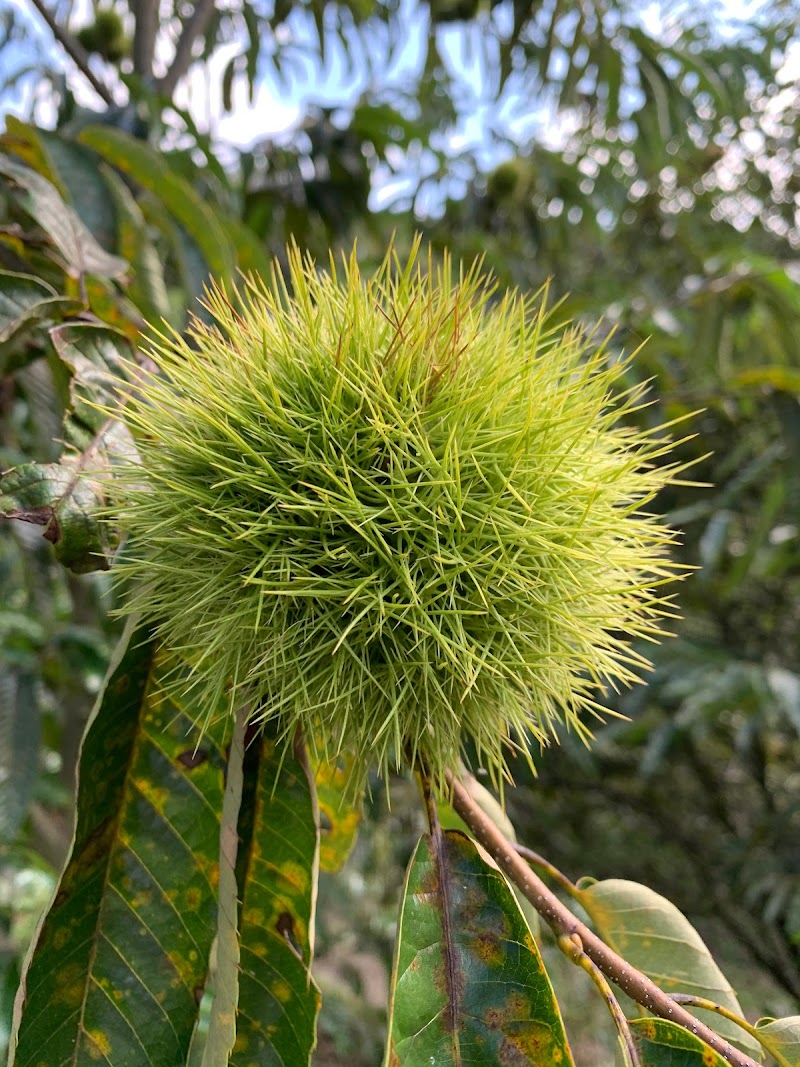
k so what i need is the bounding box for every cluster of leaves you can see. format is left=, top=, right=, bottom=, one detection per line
left=1, top=0, right=800, bottom=1064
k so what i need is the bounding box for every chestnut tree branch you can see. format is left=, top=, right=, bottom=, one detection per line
left=155, top=0, right=217, bottom=98
left=131, top=0, right=159, bottom=79
left=447, top=772, right=763, bottom=1067
left=28, top=0, right=116, bottom=106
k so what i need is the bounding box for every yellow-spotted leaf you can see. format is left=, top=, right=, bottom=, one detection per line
left=437, top=775, right=541, bottom=941
left=229, top=731, right=321, bottom=1065
left=313, top=753, right=362, bottom=872
left=754, top=1016, right=800, bottom=1066
left=8, top=621, right=229, bottom=1066
left=629, top=1018, right=729, bottom=1066
left=385, top=829, right=575, bottom=1066
left=576, top=879, right=761, bottom=1057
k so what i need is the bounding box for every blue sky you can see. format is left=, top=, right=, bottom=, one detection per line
left=3, top=0, right=797, bottom=216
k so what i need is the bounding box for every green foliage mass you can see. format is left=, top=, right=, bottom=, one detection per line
left=76, top=10, right=129, bottom=63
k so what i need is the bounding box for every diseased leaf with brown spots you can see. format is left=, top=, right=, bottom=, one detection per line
left=630, top=1018, right=731, bottom=1066
left=8, top=620, right=229, bottom=1066
left=0, top=461, right=112, bottom=573
left=385, top=829, right=575, bottom=1066
left=230, top=732, right=321, bottom=1066
left=0, top=322, right=138, bottom=573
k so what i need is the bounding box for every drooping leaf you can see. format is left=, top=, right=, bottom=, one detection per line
left=202, top=706, right=248, bottom=1066
left=313, top=753, right=362, bottom=873
left=753, top=1016, right=800, bottom=1067
left=77, top=126, right=236, bottom=286
left=50, top=319, right=139, bottom=462
left=385, top=828, right=575, bottom=1066
left=0, top=154, right=127, bottom=279
left=0, top=666, right=40, bottom=841
left=0, top=270, right=81, bottom=372
left=222, top=55, right=237, bottom=113
left=629, top=1018, right=729, bottom=1066
left=0, top=322, right=139, bottom=571
left=576, top=879, right=761, bottom=1055
left=30, top=125, right=119, bottom=252
left=230, top=731, right=320, bottom=1065
left=0, top=461, right=110, bottom=573
left=8, top=622, right=229, bottom=1066
left=100, top=162, right=171, bottom=323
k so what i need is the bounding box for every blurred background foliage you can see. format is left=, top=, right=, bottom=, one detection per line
left=0, top=0, right=799, bottom=1061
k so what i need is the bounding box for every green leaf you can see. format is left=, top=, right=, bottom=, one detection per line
left=313, top=753, right=362, bottom=873
left=100, top=163, right=171, bottom=322
left=49, top=321, right=137, bottom=444
left=77, top=126, right=236, bottom=286
left=140, top=195, right=215, bottom=319
left=0, top=322, right=137, bottom=572
left=35, top=129, right=119, bottom=252
left=0, top=461, right=110, bottom=573
left=576, top=879, right=761, bottom=1056
left=629, top=1018, right=729, bottom=1066
left=0, top=666, right=40, bottom=841
left=0, top=270, right=82, bottom=372
left=230, top=732, right=321, bottom=1065
left=753, top=1016, right=800, bottom=1067
left=222, top=55, right=237, bottom=113
left=0, top=154, right=127, bottom=279
left=9, top=622, right=229, bottom=1066
left=202, top=706, right=248, bottom=1066
left=223, top=213, right=274, bottom=280
left=242, top=4, right=260, bottom=103
left=385, top=828, right=575, bottom=1066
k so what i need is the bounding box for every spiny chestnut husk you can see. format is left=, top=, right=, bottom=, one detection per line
left=113, top=241, right=685, bottom=791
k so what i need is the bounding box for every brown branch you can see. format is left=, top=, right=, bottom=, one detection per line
left=27, top=0, right=116, bottom=106
left=155, top=0, right=217, bottom=98
left=447, top=772, right=763, bottom=1067
left=131, top=0, right=159, bottom=79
